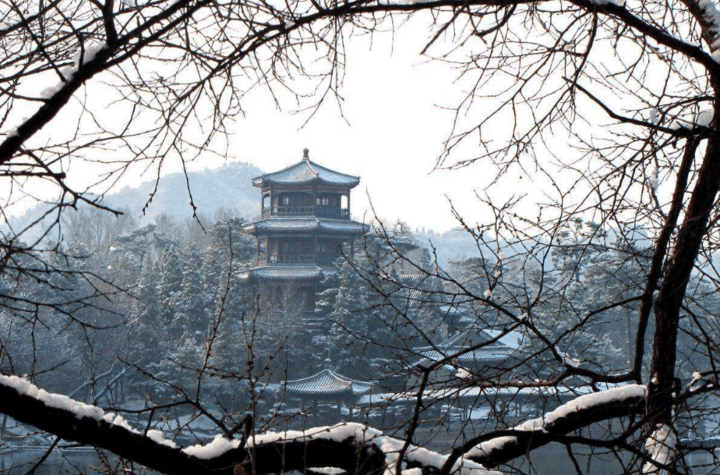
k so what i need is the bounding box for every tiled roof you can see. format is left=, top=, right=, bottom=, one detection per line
left=319, top=220, right=367, bottom=232
left=253, top=159, right=360, bottom=188
left=414, top=328, right=524, bottom=353
left=284, top=369, right=372, bottom=396
left=246, top=217, right=366, bottom=234
left=418, top=348, right=514, bottom=364
left=413, top=327, right=524, bottom=369
left=248, top=265, right=323, bottom=280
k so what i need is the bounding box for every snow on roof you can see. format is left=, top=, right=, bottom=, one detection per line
left=249, top=265, right=324, bottom=280
left=414, top=328, right=523, bottom=353
left=283, top=369, right=373, bottom=396
left=417, top=348, right=515, bottom=366
left=320, top=220, right=368, bottom=232
left=482, top=330, right=524, bottom=350
left=253, top=158, right=360, bottom=188
left=246, top=217, right=366, bottom=234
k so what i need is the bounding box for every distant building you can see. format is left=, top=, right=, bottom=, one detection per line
left=243, top=149, right=366, bottom=317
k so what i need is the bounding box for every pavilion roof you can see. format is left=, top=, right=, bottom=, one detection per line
left=253, top=156, right=360, bottom=188
left=283, top=369, right=372, bottom=396
left=418, top=348, right=515, bottom=366
left=245, top=217, right=366, bottom=235
left=413, top=327, right=525, bottom=369
left=414, top=328, right=524, bottom=353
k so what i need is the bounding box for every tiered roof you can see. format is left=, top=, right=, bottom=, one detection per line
left=242, top=265, right=324, bottom=281
left=245, top=151, right=363, bottom=283
left=283, top=369, right=372, bottom=397
left=246, top=217, right=366, bottom=235
left=253, top=151, right=360, bottom=188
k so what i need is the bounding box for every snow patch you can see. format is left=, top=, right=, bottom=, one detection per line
left=643, top=424, right=676, bottom=474
left=148, top=429, right=178, bottom=448
left=37, top=42, right=106, bottom=101
left=698, top=108, right=714, bottom=126
left=40, top=82, right=64, bottom=99
left=103, top=413, right=140, bottom=434
left=184, top=434, right=241, bottom=459
left=73, top=42, right=107, bottom=68
left=591, top=0, right=624, bottom=6
left=61, top=66, right=75, bottom=81
left=649, top=109, right=660, bottom=124
left=699, top=0, right=720, bottom=58
left=457, top=368, right=471, bottom=379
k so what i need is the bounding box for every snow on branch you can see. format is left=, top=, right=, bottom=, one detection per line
left=0, top=375, right=651, bottom=475
left=466, top=384, right=647, bottom=468
left=0, top=375, right=499, bottom=475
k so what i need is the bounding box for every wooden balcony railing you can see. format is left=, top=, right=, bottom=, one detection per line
left=315, top=207, right=350, bottom=219
left=255, top=254, right=343, bottom=267
left=261, top=206, right=350, bottom=219
left=271, top=254, right=315, bottom=264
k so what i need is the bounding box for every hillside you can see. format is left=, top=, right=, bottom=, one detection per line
left=10, top=162, right=264, bottom=236
left=106, top=162, right=263, bottom=222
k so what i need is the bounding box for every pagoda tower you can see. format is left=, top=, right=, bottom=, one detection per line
left=244, top=149, right=366, bottom=316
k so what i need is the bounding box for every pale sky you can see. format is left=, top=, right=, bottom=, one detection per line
left=221, top=21, right=532, bottom=232
left=2, top=14, right=582, bottom=233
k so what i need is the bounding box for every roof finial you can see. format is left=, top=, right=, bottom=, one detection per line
left=303, top=148, right=309, bottom=161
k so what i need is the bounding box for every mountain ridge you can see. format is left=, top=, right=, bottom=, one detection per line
left=9, top=162, right=265, bottom=237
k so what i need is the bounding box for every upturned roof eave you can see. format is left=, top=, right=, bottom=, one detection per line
left=252, top=159, right=361, bottom=189
left=244, top=217, right=368, bottom=235
left=247, top=265, right=325, bottom=281
left=282, top=369, right=373, bottom=396
left=253, top=176, right=361, bottom=189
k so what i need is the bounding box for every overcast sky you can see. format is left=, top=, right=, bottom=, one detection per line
left=4, top=15, right=555, bottom=233
left=208, top=21, right=533, bottom=232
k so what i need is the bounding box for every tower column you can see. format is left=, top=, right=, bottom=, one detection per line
left=312, top=184, right=317, bottom=216
left=313, top=234, right=319, bottom=263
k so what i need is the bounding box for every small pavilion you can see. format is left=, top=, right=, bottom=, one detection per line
left=280, top=369, right=373, bottom=420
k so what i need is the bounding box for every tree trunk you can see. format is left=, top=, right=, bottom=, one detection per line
left=649, top=131, right=720, bottom=425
